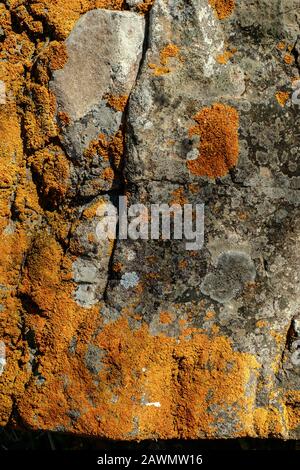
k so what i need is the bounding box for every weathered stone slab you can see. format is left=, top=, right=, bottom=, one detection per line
left=50, top=9, right=145, bottom=194
left=0, top=0, right=300, bottom=441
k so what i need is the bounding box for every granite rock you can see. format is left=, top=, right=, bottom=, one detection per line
left=0, top=0, right=299, bottom=440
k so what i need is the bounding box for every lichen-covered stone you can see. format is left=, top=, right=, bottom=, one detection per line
left=50, top=9, right=145, bottom=194
left=0, top=0, right=299, bottom=440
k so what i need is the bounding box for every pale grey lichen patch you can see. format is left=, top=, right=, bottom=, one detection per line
left=120, top=272, right=140, bottom=289
left=100, top=305, right=121, bottom=325
left=126, top=249, right=136, bottom=261
left=201, top=251, right=256, bottom=304
left=84, top=344, right=105, bottom=375
left=67, top=409, right=81, bottom=421
left=69, top=336, right=77, bottom=355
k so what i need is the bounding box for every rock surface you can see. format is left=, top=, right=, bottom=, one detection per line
left=50, top=9, right=145, bottom=194
left=0, top=0, right=300, bottom=440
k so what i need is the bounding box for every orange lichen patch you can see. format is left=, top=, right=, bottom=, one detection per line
left=275, top=91, right=290, bottom=107
left=0, top=25, right=39, bottom=385
left=57, top=111, right=71, bottom=127
left=47, top=41, right=68, bottom=71
left=17, top=311, right=261, bottom=438
left=216, top=47, right=237, bottom=64
left=145, top=272, right=160, bottom=280
left=93, top=319, right=260, bottom=439
left=187, top=103, right=239, bottom=178
left=285, top=391, right=300, bottom=431
left=102, top=166, right=115, bottom=183
left=0, top=109, right=22, bottom=190
left=29, top=146, right=70, bottom=206
left=112, top=261, right=123, bottom=273
left=81, top=200, right=107, bottom=221
left=256, top=320, right=268, bottom=328
left=253, top=406, right=285, bottom=437
left=205, top=311, right=216, bottom=320
left=284, top=53, right=294, bottom=65
left=149, top=43, right=180, bottom=76
left=277, top=41, right=286, bottom=51
left=10, top=4, right=43, bottom=35
left=29, top=1, right=125, bottom=40
left=148, top=63, right=171, bottom=76
left=0, top=0, right=126, bottom=431
left=19, top=234, right=67, bottom=315
left=270, top=330, right=284, bottom=346
left=85, top=130, right=124, bottom=170
left=170, top=188, right=188, bottom=205
left=188, top=183, right=200, bottom=194
left=209, top=0, right=236, bottom=20
left=211, top=324, right=220, bottom=334
left=136, top=0, right=156, bottom=14
left=105, top=94, right=129, bottom=112
left=159, top=312, right=174, bottom=325
left=178, top=259, right=188, bottom=270
left=160, top=44, right=180, bottom=66
left=237, top=210, right=248, bottom=221
left=22, top=83, right=58, bottom=152
left=13, top=234, right=102, bottom=429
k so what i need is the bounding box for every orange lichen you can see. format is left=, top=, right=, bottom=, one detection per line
left=285, top=391, right=300, bottom=431
left=277, top=41, right=286, bottom=51
left=148, top=63, right=171, bottom=76
left=57, top=111, right=71, bottom=127
left=284, top=53, right=294, bottom=65
left=22, top=83, right=58, bottom=152
left=256, top=320, right=268, bottom=328
left=1, top=0, right=299, bottom=441
left=276, top=91, right=290, bottom=107
left=188, top=183, right=200, bottom=194
left=237, top=211, right=248, bottom=221
left=205, top=311, right=216, bottom=320
left=270, top=330, right=284, bottom=346
left=187, top=103, right=239, bottom=178
left=15, top=306, right=262, bottom=438
left=47, top=41, right=68, bottom=71
left=0, top=2, right=76, bottom=426
left=253, top=406, right=285, bottom=437
left=29, top=146, right=70, bottom=205
left=102, top=167, right=115, bottom=184
left=112, top=261, right=123, bottom=273
left=159, top=312, right=174, bottom=325
left=149, top=43, right=180, bottom=76
left=216, top=47, right=237, bottom=64
left=211, top=324, right=220, bottom=334
left=105, top=94, right=129, bottom=112
left=30, top=1, right=126, bottom=40
left=178, top=259, right=188, bottom=270
left=136, top=0, right=156, bottom=14
left=160, top=44, right=180, bottom=66
left=85, top=131, right=124, bottom=169
left=170, top=188, right=188, bottom=205
left=209, top=0, right=236, bottom=20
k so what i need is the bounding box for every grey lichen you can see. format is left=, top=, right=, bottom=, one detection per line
left=200, top=251, right=256, bottom=304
